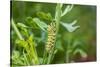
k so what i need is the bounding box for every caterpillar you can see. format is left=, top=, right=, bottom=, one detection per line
left=45, top=22, right=56, bottom=53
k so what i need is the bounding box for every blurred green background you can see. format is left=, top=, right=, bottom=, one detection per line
left=11, top=1, right=96, bottom=64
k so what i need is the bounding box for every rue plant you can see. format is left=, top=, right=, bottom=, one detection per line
left=11, top=3, right=87, bottom=66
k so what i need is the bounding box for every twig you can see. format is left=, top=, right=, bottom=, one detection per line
left=11, top=19, right=24, bottom=40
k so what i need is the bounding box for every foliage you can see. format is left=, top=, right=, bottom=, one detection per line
left=11, top=1, right=96, bottom=66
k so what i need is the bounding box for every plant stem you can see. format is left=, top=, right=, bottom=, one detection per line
left=46, top=3, right=62, bottom=64
left=66, top=37, right=71, bottom=63
left=31, top=42, right=39, bottom=64
left=23, top=50, right=30, bottom=65
left=11, top=19, right=24, bottom=40
left=55, top=3, right=62, bottom=34
left=42, top=50, right=48, bottom=64
left=47, top=47, right=54, bottom=64
left=27, top=35, right=39, bottom=65
left=11, top=19, right=39, bottom=65
left=66, top=44, right=70, bottom=63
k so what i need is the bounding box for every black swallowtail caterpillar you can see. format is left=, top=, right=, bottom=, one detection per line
left=45, top=22, right=56, bottom=53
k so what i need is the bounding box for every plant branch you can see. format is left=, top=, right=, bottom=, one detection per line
left=46, top=3, right=62, bottom=64
left=11, top=19, right=24, bottom=40
left=55, top=3, right=62, bottom=34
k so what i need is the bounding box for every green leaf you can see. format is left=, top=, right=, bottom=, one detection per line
left=37, top=12, right=52, bottom=21
left=26, top=17, right=39, bottom=29
left=27, top=34, right=39, bottom=64
left=17, top=24, right=29, bottom=38
left=21, top=28, right=29, bottom=38
left=73, top=48, right=87, bottom=58
left=60, top=20, right=80, bottom=32
left=61, top=5, right=73, bottom=17
left=33, top=18, right=48, bottom=31
left=12, top=50, right=25, bottom=65
left=72, top=40, right=82, bottom=48
left=12, top=50, right=20, bottom=60
left=23, top=51, right=30, bottom=65
left=26, top=17, right=48, bottom=32
left=15, top=39, right=28, bottom=48
left=72, top=39, right=87, bottom=51
left=17, top=23, right=28, bottom=28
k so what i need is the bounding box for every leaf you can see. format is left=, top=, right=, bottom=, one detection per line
left=17, top=23, right=28, bottom=28
left=33, top=18, right=48, bottom=31
left=23, top=51, right=30, bottom=65
left=61, top=5, right=73, bottom=17
left=72, top=40, right=82, bottom=48
left=26, top=17, right=48, bottom=31
left=73, top=48, right=87, bottom=58
left=12, top=50, right=25, bottom=65
left=67, top=49, right=73, bottom=54
left=17, top=24, right=29, bottom=38
left=26, top=17, right=39, bottom=29
left=12, top=50, right=20, bottom=60
left=21, top=28, right=29, bottom=37
left=15, top=39, right=28, bottom=48
left=27, top=34, right=39, bottom=64
left=60, top=20, right=80, bottom=32
left=37, top=12, right=53, bottom=21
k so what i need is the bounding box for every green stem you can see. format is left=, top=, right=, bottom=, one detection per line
left=66, top=44, right=70, bottom=63
left=11, top=19, right=39, bottom=65
left=55, top=3, right=62, bottom=34
left=11, top=19, right=24, bottom=40
left=31, top=43, right=39, bottom=64
left=42, top=50, right=48, bottom=64
left=47, top=47, right=54, bottom=64
left=23, top=50, right=30, bottom=65
left=46, top=3, right=62, bottom=64
left=28, top=35, right=39, bottom=65
left=66, top=38, right=71, bottom=63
